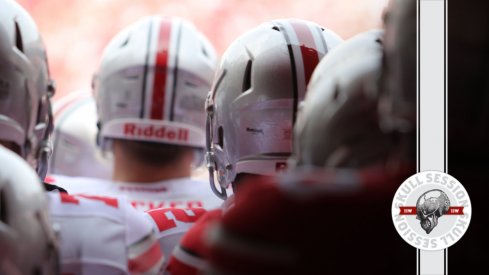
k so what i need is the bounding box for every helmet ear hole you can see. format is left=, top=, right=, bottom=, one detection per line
left=202, top=45, right=209, bottom=57
left=0, top=189, right=8, bottom=225
left=120, top=36, right=130, bottom=48
left=242, top=60, right=252, bottom=93
left=332, top=83, right=340, bottom=101
left=14, top=21, right=23, bottom=53
left=218, top=126, right=224, bottom=148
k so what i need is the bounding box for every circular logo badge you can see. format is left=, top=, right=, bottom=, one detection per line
left=391, top=171, right=471, bottom=251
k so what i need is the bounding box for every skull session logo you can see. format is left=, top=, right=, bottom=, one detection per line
left=391, top=171, right=471, bottom=251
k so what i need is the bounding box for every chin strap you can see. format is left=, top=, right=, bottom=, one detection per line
left=205, top=94, right=227, bottom=200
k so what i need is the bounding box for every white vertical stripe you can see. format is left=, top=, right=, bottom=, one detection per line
left=277, top=20, right=306, bottom=99
left=444, top=0, right=448, bottom=185
left=143, top=18, right=159, bottom=119
left=418, top=0, right=446, bottom=274
left=310, top=25, right=328, bottom=56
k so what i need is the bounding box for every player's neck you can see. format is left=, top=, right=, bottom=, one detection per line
left=112, top=152, right=192, bottom=183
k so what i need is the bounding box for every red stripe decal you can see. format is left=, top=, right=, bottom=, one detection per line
left=290, top=20, right=320, bottom=88
left=128, top=241, right=164, bottom=273
left=150, top=18, right=172, bottom=119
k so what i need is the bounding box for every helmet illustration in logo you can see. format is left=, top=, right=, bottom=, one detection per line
left=416, top=189, right=450, bottom=234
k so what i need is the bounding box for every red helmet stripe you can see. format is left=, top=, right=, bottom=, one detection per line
left=289, top=20, right=320, bottom=86
left=150, top=18, right=172, bottom=120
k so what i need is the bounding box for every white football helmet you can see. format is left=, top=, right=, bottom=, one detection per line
left=94, top=16, right=217, bottom=152
left=205, top=18, right=343, bottom=198
left=0, top=0, right=56, bottom=180
left=293, top=30, right=388, bottom=168
left=0, top=146, right=59, bottom=275
left=48, top=90, right=113, bottom=179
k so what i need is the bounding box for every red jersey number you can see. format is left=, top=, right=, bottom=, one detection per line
left=146, top=208, right=206, bottom=232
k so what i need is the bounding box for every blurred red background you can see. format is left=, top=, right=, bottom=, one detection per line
left=18, top=0, right=389, bottom=99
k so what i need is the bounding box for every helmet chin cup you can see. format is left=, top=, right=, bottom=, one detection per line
left=207, top=151, right=227, bottom=200
left=206, top=109, right=227, bottom=200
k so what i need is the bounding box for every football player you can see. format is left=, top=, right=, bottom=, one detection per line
left=165, top=18, right=343, bottom=274
left=48, top=90, right=113, bottom=180
left=206, top=27, right=415, bottom=274
left=0, top=1, right=164, bottom=274
left=46, top=15, right=222, bottom=267
left=53, top=16, right=222, bottom=212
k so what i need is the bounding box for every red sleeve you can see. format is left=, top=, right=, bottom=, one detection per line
left=206, top=177, right=294, bottom=274
left=165, top=209, right=222, bottom=275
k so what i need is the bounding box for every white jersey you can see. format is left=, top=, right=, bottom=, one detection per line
left=49, top=175, right=223, bottom=211
left=47, top=191, right=164, bottom=275
left=144, top=207, right=207, bottom=270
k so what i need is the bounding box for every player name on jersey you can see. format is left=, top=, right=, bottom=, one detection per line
left=50, top=175, right=224, bottom=212
left=131, top=199, right=204, bottom=211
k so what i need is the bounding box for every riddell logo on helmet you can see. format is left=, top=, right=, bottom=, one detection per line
left=124, top=123, right=189, bottom=141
